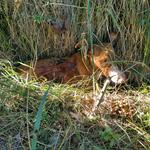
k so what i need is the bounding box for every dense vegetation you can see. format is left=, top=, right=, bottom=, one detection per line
left=0, top=0, right=150, bottom=149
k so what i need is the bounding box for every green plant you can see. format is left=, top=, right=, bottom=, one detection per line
left=31, top=86, right=50, bottom=150
left=99, top=126, right=120, bottom=149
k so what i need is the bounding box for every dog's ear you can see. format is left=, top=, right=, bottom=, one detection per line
left=108, top=32, right=119, bottom=48
left=109, top=32, right=118, bottom=42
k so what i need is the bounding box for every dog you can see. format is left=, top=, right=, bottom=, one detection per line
left=18, top=33, right=126, bottom=84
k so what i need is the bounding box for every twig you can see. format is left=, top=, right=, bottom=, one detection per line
left=92, top=78, right=111, bottom=112
left=44, top=2, right=87, bottom=9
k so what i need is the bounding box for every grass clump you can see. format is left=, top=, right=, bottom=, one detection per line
left=0, top=0, right=150, bottom=150
left=0, top=62, right=150, bottom=149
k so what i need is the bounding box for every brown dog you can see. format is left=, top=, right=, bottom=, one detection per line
left=19, top=33, right=126, bottom=84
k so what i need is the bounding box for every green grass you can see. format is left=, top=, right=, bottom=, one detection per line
left=0, top=63, right=150, bottom=149
left=0, top=0, right=150, bottom=150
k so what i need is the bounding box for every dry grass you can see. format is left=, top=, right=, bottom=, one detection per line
left=0, top=0, right=150, bottom=149
left=0, top=0, right=150, bottom=83
left=0, top=64, right=150, bottom=149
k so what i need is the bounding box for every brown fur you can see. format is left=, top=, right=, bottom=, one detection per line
left=18, top=43, right=117, bottom=83
left=18, top=33, right=125, bottom=83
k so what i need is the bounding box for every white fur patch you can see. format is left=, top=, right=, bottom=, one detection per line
left=109, top=66, right=125, bottom=84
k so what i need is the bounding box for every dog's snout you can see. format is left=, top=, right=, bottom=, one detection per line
left=109, top=66, right=126, bottom=84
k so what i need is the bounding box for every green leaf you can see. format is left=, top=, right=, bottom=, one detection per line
left=31, top=86, right=50, bottom=150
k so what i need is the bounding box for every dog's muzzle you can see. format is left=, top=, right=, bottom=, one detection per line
left=108, top=66, right=126, bottom=84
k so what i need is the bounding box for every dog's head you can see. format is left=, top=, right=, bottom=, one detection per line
left=88, top=44, right=126, bottom=84
left=75, top=33, right=126, bottom=84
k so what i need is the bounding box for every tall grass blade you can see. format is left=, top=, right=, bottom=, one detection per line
left=87, top=0, right=96, bottom=91
left=31, top=86, right=50, bottom=150
left=107, top=8, right=121, bottom=32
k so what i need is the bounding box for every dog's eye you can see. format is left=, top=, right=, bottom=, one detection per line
left=103, top=59, right=107, bottom=63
